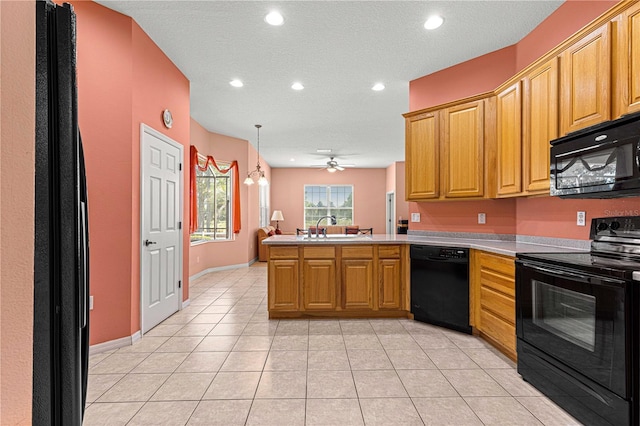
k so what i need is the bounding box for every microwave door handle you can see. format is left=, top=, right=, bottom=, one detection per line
left=520, top=262, right=625, bottom=285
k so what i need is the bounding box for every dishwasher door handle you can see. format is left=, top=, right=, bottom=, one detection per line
left=413, top=256, right=468, bottom=263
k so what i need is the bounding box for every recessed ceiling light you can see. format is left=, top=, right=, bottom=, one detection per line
left=424, top=15, right=444, bottom=30
left=230, top=79, right=243, bottom=87
left=291, top=82, right=304, bottom=90
left=289, top=158, right=296, bottom=162
left=265, top=11, right=284, bottom=26
left=316, top=148, right=332, bottom=153
left=372, top=83, right=385, bottom=91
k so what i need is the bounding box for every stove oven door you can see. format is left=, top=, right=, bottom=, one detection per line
left=516, top=260, right=629, bottom=398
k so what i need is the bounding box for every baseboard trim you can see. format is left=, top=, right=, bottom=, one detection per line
left=189, top=258, right=259, bottom=282
left=90, top=330, right=141, bottom=355
left=182, top=298, right=190, bottom=309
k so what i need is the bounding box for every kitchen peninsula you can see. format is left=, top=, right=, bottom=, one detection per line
left=262, top=235, right=410, bottom=319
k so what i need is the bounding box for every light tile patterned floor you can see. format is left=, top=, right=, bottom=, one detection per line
left=84, top=263, right=582, bottom=425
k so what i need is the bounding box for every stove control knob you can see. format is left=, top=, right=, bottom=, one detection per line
left=597, top=222, right=609, bottom=231
left=610, top=221, right=620, bottom=230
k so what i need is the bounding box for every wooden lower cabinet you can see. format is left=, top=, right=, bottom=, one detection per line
left=303, top=259, right=337, bottom=310
left=267, top=243, right=407, bottom=318
left=379, top=258, right=402, bottom=309
left=470, top=250, right=516, bottom=361
left=268, top=259, right=299, bottom=312
left=341, top=259, right=374, bottom=310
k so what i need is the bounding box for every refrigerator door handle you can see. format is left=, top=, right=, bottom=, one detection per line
left=80, top=200, right=88, bottom=329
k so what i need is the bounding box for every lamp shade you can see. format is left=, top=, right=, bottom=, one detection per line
left=271, top=210, right=284, bottom=221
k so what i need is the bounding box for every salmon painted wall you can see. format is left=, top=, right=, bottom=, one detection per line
left=394, top=162, right=409, bottom=224
left=1, top=1, right=35, bottom=422
left=73, top=1, right=133, bottom=345
left=409, top=45, right=516, bottom=111
left=189, top=119, right=266, bottom=276
left=408, top=0, right=639, bottom=241
left=131, top=21, right=190, bottom=330
left=270, top=168, right=387, bottom=233
left=517, top=197, right=640, bottom=240
left=516, top=0, right=617, bottom=71
left=385, top=162, right=409, bottom=232
left=72, top=1, right=190, bottom=344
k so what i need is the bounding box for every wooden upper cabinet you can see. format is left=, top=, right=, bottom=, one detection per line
left=442, top=100, right=485, bottom=198
left=496, top=82, right=522, bottom=197
left=560, top=23, right=611, bottom=135
left=613, top=2, right=640, bottom=117
left=405, top=112, right=439, bottom=200
left=523, top=58, right=558, bottom=194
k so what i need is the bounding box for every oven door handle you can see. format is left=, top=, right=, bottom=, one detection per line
left=520, top=262, right=626, bottom=285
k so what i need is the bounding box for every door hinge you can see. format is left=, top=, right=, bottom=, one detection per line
left=178, top=221, right=182, bottom=229
left=179, top=163, right=182, bottom=171
left=178, top=280, right=182, bottom=288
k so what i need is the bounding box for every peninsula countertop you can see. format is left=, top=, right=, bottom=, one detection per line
left=261, top=234, right=587, bottom=257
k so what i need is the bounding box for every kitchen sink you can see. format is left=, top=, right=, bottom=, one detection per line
left=298, top=234, right=372, bottom=241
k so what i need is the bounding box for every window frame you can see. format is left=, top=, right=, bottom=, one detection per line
left=190, top=156, right=234, bottom=244
left=303, top=184, right=354, bottom=228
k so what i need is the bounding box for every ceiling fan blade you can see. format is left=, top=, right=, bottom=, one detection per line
left=335, top=165, right=345, bottom=171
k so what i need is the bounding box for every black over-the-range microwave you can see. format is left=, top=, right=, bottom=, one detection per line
left=550, top=110, right=640, bottom=198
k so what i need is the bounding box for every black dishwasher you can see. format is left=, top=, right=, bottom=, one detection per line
left=410, top=245, right=471, bottom=334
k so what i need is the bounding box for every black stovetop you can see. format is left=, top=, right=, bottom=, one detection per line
left=517, top=251, right=640, bottom=281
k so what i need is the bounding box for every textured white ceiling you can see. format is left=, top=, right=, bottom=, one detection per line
left=96, top=0, right=563, bottom=168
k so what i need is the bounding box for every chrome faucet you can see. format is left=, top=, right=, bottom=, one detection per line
left=310, top=215, right=337, bottom=238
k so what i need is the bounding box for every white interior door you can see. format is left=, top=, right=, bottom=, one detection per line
left=386, top=191, right=395, bottom=234
left=141, top=124, right=183, bottom=333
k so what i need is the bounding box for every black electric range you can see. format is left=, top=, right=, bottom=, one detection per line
left=515, top=216, right=640, bottom=426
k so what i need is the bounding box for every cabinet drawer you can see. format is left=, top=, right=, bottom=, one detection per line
left=480, top=308, right=516, bottom=353
left=378, top=245, right=401, bottom=258
left=480, top=286, right=515, bottom=324
left=269, top=246, right=299, bottom=259
left=304, top=246, right=336, bottom=259
left=478, top=251, right=515, bottom=276
left=342, top=246, right=373, bottom=259
left=480, top=269, right=515, bottom=297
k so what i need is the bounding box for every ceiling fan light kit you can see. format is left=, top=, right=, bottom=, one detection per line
left=311, top=156, right=352, bottom=172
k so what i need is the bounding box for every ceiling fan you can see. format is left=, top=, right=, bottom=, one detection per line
left=311, top=157, right=355, bottom=173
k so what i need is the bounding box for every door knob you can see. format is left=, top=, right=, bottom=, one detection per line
left=144, top=239, right=157, bottom=247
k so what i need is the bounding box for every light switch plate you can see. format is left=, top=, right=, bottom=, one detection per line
left=478, top=213, right=486, bottom=224
left=411, top=213, right=420, bottom=222
left=89, top=296, right=94, bottom=310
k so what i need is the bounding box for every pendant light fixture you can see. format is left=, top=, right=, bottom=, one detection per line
left=244, top=124, right=269, bottom=186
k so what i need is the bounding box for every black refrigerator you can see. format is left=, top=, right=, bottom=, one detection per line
left=34, top=1, right=90, bottom=425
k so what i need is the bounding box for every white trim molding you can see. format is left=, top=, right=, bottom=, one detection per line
left=89, top=330, right=142, bottom=355
left=189, top=258, right=258, bottom=282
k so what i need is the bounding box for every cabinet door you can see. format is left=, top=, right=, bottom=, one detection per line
left=496, top=82, right=522, bottom=197
left=378, top=258, right=401, bottom=309
left=523, top=58, right=558, bottom=194
left=405, top=112, right=439, bottom=200
left=442, top=100, right=485, bottom=198
left=560, top=24, right=611, bottom=135
left=268, top=259, right=299, bottom=311
left=303, top=259, right=336, bottom=310
left=342, top=259, right=374, bottom=310
left=614, top=3, right=640, bottom=117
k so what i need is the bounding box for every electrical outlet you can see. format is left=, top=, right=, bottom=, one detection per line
left=577, top=211, right=586, bottom=226
left=89, top=296, right=94, bottom=310
left=196, top=256, right=200, bottom=263
left=478, top=213, right=486, bottom=224
left=411, top=213, right=421, bottom=222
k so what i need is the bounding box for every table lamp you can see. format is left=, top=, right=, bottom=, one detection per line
left=271, top=210, right=284, bottom=234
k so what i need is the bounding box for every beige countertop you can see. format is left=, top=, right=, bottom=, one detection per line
left=261, top=234, right=587, bottom=257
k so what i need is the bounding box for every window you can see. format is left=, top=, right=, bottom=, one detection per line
left=259, top=183, right=270, bottom=228
left=304, top=185, right=353, bottom=227
left=191, top=159, right=233, bottom=243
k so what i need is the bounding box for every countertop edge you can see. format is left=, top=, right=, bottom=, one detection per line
left=261, top=234, right=588, bottom=257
